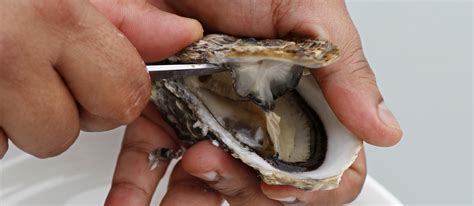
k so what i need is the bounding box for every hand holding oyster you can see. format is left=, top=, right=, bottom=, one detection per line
left=151, top=34, right=362, bottom=191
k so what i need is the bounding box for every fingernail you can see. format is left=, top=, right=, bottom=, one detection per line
left=272, top=196, right=299, bottom=204
left=378, top=101, right=400, bottom=129
left=195, top=171, right=219, bottom=182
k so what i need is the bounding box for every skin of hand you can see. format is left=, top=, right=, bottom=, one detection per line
left=0, top=0, right=202, bottom=159
left=102, top=0, right=402, bottom=205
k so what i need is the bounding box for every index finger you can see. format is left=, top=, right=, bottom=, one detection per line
left=105, top=105, right=178, bottom=205
left=181, top=141, right=280, bottom=206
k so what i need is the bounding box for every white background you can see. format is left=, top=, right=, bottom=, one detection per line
left=0, top=0, right=473, bottom=205
left=348, top=0, right=472, bottom=205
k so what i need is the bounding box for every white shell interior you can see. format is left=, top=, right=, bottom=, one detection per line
left=192, top=76, right=361, bottom=181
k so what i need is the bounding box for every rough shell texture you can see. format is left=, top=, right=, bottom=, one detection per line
left=152, top=34, right=361, bottom=191
left=168, top=34, right=340, bottom=68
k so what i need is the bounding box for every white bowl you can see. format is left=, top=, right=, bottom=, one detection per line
left=0, top=128, right=402, bottom=205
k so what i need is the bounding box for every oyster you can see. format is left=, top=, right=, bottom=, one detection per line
left=167, top=34, right=339, bottom=110
left=152, top=34, right=362, bottom=190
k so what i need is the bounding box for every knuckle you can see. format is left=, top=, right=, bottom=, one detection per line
left=340, top=37, right=378, bottom=87
left=214, top=182, right=258, bottom=205
left=32, top=0, right=87, bottom=30
left=315, top=34, right=378, bottom=89
left=349, top=59, right=377, bottom=86
left=32, top=131, right=78, bottom=159
left=34, top=148, right=65, bottom=159
left=106, top=81, right=150, bottom=125
left=30, top=115, right=80, bottom=159
left=270, top=0, right=298, bottom=37
left=220, top=185, right=248, bottom=198
left=79, top=114, right=120, bottom=132
left=270, top=0, right=288, bottom=27
left=39, top=135, right=78, bottom=159
left=110, top=181, right=150, bottom=199
left=120, top=140, right=154, bottom=157
left=114, top=75, right=151, bottom=123
left=84, top=74, right=150, bottom=125
left=339, top=31, right=364, bottom=67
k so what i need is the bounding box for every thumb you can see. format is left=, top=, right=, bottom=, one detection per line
left=286, top=1, right=403, bottom=146
left=90, top=0, right=203, bottom=61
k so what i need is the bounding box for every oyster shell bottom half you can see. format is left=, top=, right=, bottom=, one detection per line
left=151, top=34, right=362, bottom=191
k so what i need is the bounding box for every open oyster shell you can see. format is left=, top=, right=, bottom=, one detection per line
left=167, top=34, right=339, bottom=110
left=151, top=34, right=362, bottom=191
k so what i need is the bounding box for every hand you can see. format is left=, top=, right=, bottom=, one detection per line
left=105, top=0, right=403, bottom=205
left=0, top=0, right=202, bottom=159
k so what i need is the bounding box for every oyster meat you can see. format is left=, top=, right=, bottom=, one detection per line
left=152, top=34, right=361, bottom=190
left=167, top=34, right=339, bottom=110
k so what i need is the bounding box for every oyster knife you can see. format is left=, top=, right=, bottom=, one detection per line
left=146, top=64, right=224, bottom=80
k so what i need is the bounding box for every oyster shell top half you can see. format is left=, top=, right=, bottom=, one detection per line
left=152, top=34, right=361, bottom=191
left=167, top=34, right=340, bottom=110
